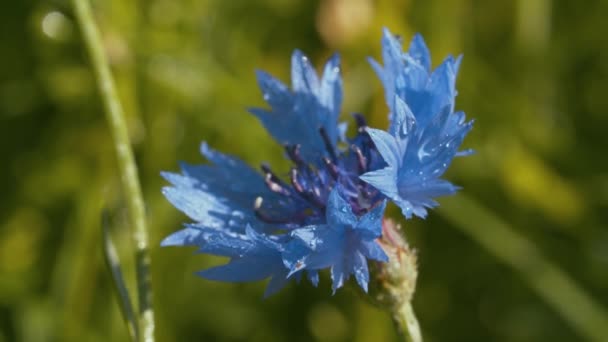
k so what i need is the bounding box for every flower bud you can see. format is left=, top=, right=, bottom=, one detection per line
left=368, top=219, right=418, bottom=309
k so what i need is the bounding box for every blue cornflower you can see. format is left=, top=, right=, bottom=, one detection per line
left=361, top=29, right=474, bottom=219
left=161, top=28, right=472, bottom=296
left=283, top=189, right=388, bottom=293
left=161, top=224, right=291, bottom=297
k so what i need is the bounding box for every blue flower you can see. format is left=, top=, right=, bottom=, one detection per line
left=161, top=142, right=300, bottom=234
left=161, top=28, right=473, bottom=296
left=161, top=225, right=290, bottom=297
left=162, top=48, right=386, bottom=294
left=249, top=51, right=346, bottom=163
left=361, top=29, right=474, bottom=219
left=283, top=189, right=388, bottom=293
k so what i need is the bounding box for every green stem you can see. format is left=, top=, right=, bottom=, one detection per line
left=102, top=212, right=139, bottom=342
left=393, top=301, right=422, bottom=342
left=70, top=1, right=155, bottom=341
left=439, top=194, right=608, bottom=341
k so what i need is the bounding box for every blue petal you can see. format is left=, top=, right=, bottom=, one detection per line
left=282, top=193, right=387, bottom=292
left=390, top=96, right=417, bottom=137
left=352, top=251, right=370, bottom=292
left=250, top=51, right=343, bottom=162
left=287, top=225, right=344, bottom=271
left=355, top=200, right=386, bottom=238
left=195, top=227, right=289, bottom=288
left=307, top=271, right=320, bottom=287
left=282, top=237, right=312, bottom=276
left=398, top=178, right=459, bottom=199
left=359, top=168, right=398, bottom=199
left=200, top=143, right=261, bottom=182
left=248, top=106, right=323, bottom=163
left=408, top=33, right=431, bottom=71
left=160, top=226, right=210, bottom=247
left=255, top=70, right=291, bottom=110
left=365, top=128, right=402, bottom=168
left=291, top=49, right=320, bottom=94
left=161, top=186, right=229, bottom=226
left=375, top=28, right=405, bottom=109
left=360, top=240, right=389, bottom=262
left=197, top=257, right=276, bottom=282
left=245, top=225, right=284, bottom=252
left=319, top=53, right=343, bottom=142
left=162, top=143, right=294, bottom=233
left=325, top=189, right=356, bottom=226
left=456, top=148, right=475, bottom=157
left=330, top=259, right=346, bottom=294
left=195, top=227, right=254, bottom=257
left=320, top=54, right=342, bottom=110
left=368, top=57, right=385, bottom=88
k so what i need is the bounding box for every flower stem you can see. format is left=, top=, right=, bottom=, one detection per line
left=371, top=220, right=422, bottom=341
left=393, top=301, right=422, bottom=342
left=102, top=212, right=139, bottom=342
left=70, top=1, right=155, bottom=341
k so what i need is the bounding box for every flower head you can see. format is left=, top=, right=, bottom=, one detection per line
left=361, top=29, right=474, bottom=219
left=161, top=28, right=473, bottom=296
left=283, top=189, right=388, bottom=293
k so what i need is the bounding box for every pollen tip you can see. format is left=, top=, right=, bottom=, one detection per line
left=254, top=196, right=263, bottom=210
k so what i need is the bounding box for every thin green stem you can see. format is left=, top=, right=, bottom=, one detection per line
left=393, top=302, right=422, bottom=342
left=70, top=1, right=155, bottom=341
left=439, top=195, right=608, bottom=341
left=102, top=212, right=139, bottom=342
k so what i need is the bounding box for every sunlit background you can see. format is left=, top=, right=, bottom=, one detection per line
left=1, top=0, right=608, bottom=341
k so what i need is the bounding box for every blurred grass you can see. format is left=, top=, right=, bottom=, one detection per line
left=1, top=0, right=608, bottom=341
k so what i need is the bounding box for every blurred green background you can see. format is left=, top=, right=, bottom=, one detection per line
left=2, top=0, right=608, bottom=341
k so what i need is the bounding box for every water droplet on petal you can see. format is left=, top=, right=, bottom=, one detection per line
left=231, top=210, right=245, bottom=219
left=418, top=143, right=431, bottom=160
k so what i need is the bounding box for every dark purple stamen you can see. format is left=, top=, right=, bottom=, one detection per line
left=264, top=173, right=290, bottom=195
left=319, top=127, right=338, bottom=162
left=351, top=145, right=367, bottom=173
left=361, top=188, right=375, bottom=200
left=352, top=113, right=367, bottom=132
left=285, top=144, right=306, bottom=167
left=253, top=197, right=291, bottom=224
left=254, top=196, right=312, bottom=224
left=261, top=163, right=286, bottom=185
left=322, top=157, right=339, bottom=179
left=290, top=168, right=305, bottom=193
left=290, top=169, right=325, bottom=208
left=255, top=116, right=385, bottom=226
left=261, top=164, right=291, bottom=195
